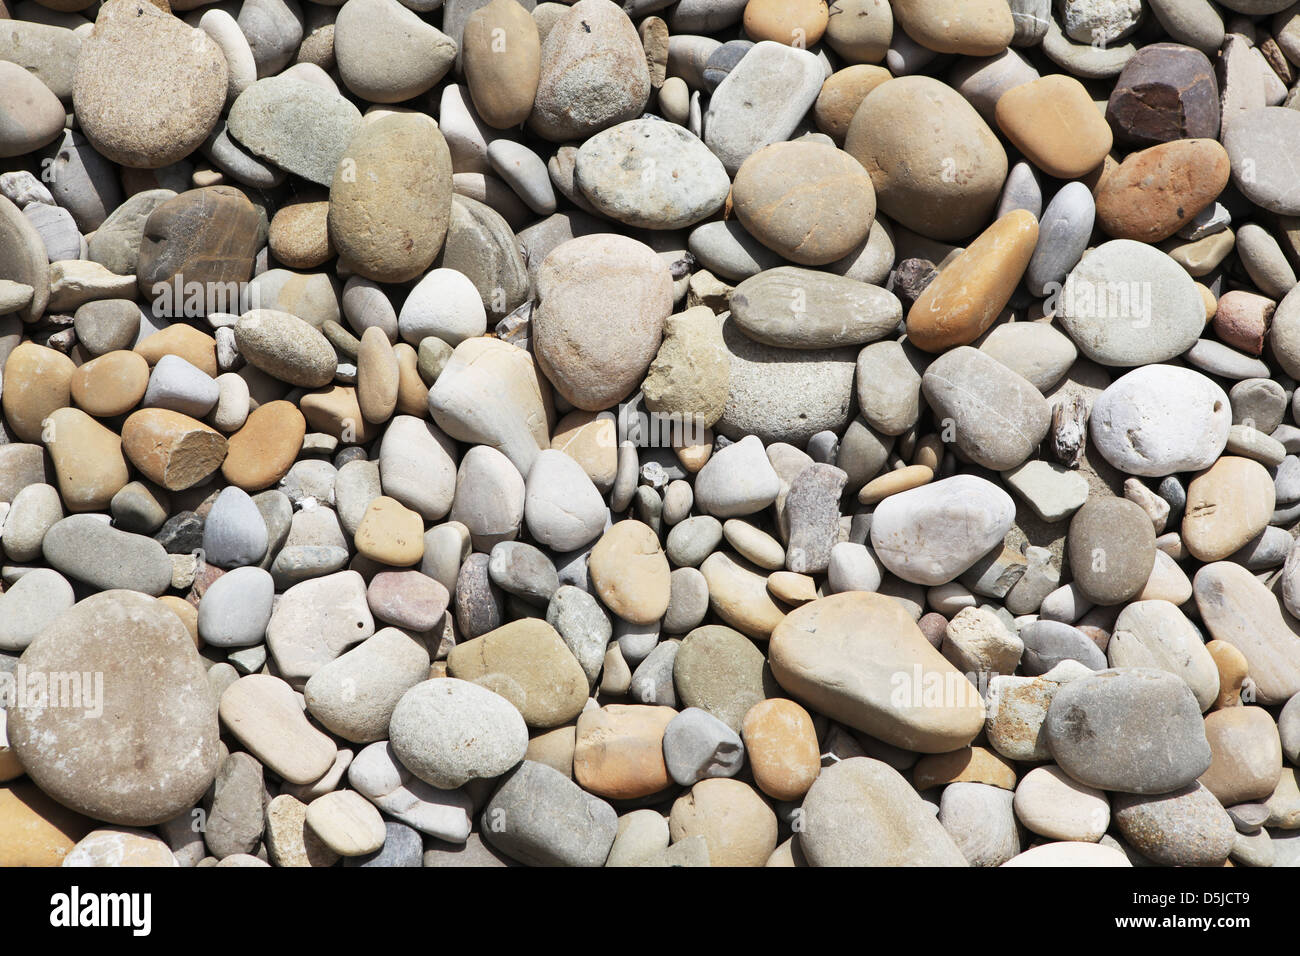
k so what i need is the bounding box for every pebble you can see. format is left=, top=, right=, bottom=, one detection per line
left=1067, top=498, right=1157, bottom=605
left=1013, top=765, right=1110, bottom=842
left=10, top=590, right=218, bottom=825
left=1089, top=365, right=1230, bottom=476
left=390, top=678, right=528, bottom=789
left=1044, top=668, right=1212, bottom=794
left=846, top=75, right=1007, bottom=240
left=770, top=592, right=984, bottom=752
left=800, top=757, right=968, bottom=866
left=446, top=618, right=588, bottom=727
left=921, top=346, right=1050, bottom=469
left=588, top=520, right=670, bottom=625
left=731, top=267, right=900, bottom=350
left=703, top=41, right=823, bottom=175
left=227, top=76, right=361, bottom=187
left=870, top=475, right=1015, bottom=586
left=481, top=761, right=617, bottom=866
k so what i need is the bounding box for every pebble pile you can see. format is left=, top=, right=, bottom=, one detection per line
left=3, top=0, right=1300, bottom=870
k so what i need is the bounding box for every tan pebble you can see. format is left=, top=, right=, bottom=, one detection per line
left=889, top=0, right=1013, bottom=55
left=699, top=551, right=786, bottom=641
left=913, top=433, right=944, bottom=470
left=300, top=384, right=381, bottom=444
left=1207, top=640, right=1249, bottom=710
left=551, top=409, right=618, bottom=493
left=43, top=407, right=130, bottom=512
left=815, top=64, right=892, bottom=142
left=392, top=343, right=427, bottom=416
left=912, top=745, right=1017, bottom=790
left=70, top=350, right=150, bottom=417
left=906, top=210, right=1039, bottom=352
left=1199, top=706, right=1283, bottom=806
left=135, top=324, right=218, bottom=377
left=64, top=827, right=178, bottom=867
left=525, top=724, right=576, bottom=778
left=675, top=426, right=714, bottom=473
left=767, top=570, right=818, bottom=605
left=264, top=794, right=340, bottom=868
left=221, top=400, right=306, bottom=491
left=589, top=520, right=671, bottom=625
left=122, top=408, right=228, bottom=491
left=2, top=342, right=74, bottom=443
left=357, top=326, right=399, bottom=425
left=573, top=704, right=676, bottom=800
left=219, top=675, right=337, bottom=785
left=995, top=75, right=1113, bottom=179
left=0, top=780, right=93, bottom=866
left=269, top=198, right=334, bottom=270
left=463, top=0, right=542, bottom=129
left=305, top=790, right=386, bottom=856
left=741, top=698, right=820, bottom=801
left=1183, top=456, right=1275, bottom=562
left=354, top=495, right=425, bottom=566
left=669, top=778, right=778, bottom=867
left=858, top=464, right=933, bottom=504
left=743, top=0, right=830, bottom=46
left=158, top=595, right=200, bottom=647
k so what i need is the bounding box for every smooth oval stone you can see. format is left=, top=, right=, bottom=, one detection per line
left=463, top=0, right=541, bottom=128
left=524, top=448, right=606, bottom=551
left=1002, top=841, right=1131, bottom=866
left=1013, top=765, right=1109, bottom=842
left=575, top=119, right=728, bottom=230
left=855, top=340, right=922, bottom=435
left=1109, top=601, right=1219, bottom=711
left=227, top=76, right=362, bottom=186
left=996, top=74, right=1112, bottom=179
left=0, top=62, right=64, bottom=160
left=533, top=234, right=672, bottom=411
left=770, top=592, right=985, bottom=752
left=845, top=75, right=1008, bottom=240
left=922, top=346, right=1049, bottom=470
left=334, top=0, right=455, bottom=103
left=446, top=618, right=588, bottom=728
left=702, top=40, right=824, bottom=175
left=482, top=760, right=617, bottom=866
left=870, top=475, right=1016, bottom=586
left=0, top=568, right=75, bottom=653
left=1183, top=457, right=1275, bottom=562
left=1094, top=139, right=1230, bottom=243
left=716, top=315, right=856, bottom=446
left=1113, top=783, right=1235, bottom=867
left=1025, top=180, right=1095, bottom=296
left=9, top=590, right=219, bottom=826
left=1057, top=239, right=1203, bottom=366
left=220, top=674, right=338, bottom=786
left=906, top=210, right=1039, bottom=351
left=1195, top=561, right=1300, bottom=706
left=589, top=520, right=671, bottom=625
left=235, top=309, right=336, bottom=388
left=732, top=141, right=876, bottom=266
left=800, top=757, right=968, bottom=866
left=529, top=0, right=650, bottom=141
left=1067, top=498, right=1156, bottom=606
left=73, top=0, right=227, bottom=168
left=1224, top=107, right=1300, bottom=215
left=976, top=322, right=1077, bottom=393
left=329, top=115, right=452, bottom=284
left=1089, top=365, right=1230, bottom=477
left=1019, top=620, right=1107, bottom=675
left=42, top=515, right=172, bottom=596
left=687, top=219, right=785, bottom=281
left=266, top=571, right=375, bottom=684
left=666, top=515, right=724, bottom=567
left=672, top=625, right=769, bottom=732
left=1044, top=668, right=1212, bottom=794
left=303, top=627, right=430, bottom=745
left=390, top=678, right=528, bottom=789
left=730, top=267, right=900, bottom=350
left=197, top=566, right=274, bottom=648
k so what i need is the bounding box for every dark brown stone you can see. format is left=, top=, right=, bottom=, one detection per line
left=1106, top=43, right=1220, bottom=147
left=136, top=186, right=262, bottom=318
